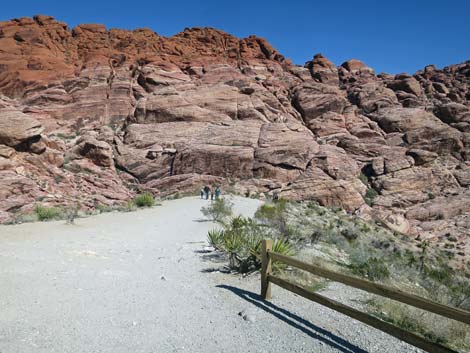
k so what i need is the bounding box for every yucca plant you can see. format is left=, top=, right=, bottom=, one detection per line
left=247, top=236, right=262, bottom=259
left=207, top=228, right=225, bottom=250
left=222, top=230, right=245, bottom=268
left=228, top=215, right=251, bottom=229
left=271, top=238, right=295, bottom=272
left=272, top=238, right=295, bottom=256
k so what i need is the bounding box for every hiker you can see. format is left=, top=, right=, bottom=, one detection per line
left=210, top=191, right=214, bottom=201
left=203, top=185, right=211, bottom=200
left=200, top=188, right=204, bottom=199
left=214, top=186, right=221, bottom=200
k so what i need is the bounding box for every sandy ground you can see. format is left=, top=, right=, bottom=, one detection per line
left=0, top=196, right=421, bottom=353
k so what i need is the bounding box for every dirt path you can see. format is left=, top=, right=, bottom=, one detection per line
left=0, top=196, right=420, bottom=353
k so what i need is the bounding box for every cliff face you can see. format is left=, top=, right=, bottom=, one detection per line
left=0, top=15, right=469, bottom=263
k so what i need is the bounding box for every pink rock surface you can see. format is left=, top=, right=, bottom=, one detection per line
left=0, top=15, right=469, bottom=264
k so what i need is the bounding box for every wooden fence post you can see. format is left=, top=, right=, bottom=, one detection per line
left=261, top=239, right=273, bottom=300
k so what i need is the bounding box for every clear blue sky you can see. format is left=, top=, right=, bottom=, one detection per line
left=2, top=0, right=469, bottom=74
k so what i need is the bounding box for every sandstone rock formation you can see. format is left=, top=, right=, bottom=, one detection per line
left=0, top=15, right=469, bottom=265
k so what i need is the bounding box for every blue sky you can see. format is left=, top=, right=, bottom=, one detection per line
left=1, top=0, right=469, bottom=74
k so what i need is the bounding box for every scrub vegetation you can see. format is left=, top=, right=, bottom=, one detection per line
left=203, top=197, right=470, bottom=351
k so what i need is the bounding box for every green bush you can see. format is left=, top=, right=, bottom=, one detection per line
left=364, top=187, right=379, bottom=206
left=254, top=199, right=290, bottom=238
left=201, top=198, right=233, bottom=223
left=359, top=173, right=369, bottom=185
left=35, top=205, right=62, bottom=221
left=133, top=192, right=155, bottom=208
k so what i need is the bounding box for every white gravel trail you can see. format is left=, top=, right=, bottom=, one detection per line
left=0, top=196, right=421, bottom=353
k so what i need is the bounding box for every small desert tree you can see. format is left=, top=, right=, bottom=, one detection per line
left=201, top=198, right=234, bottom=223
left=254, top=198, right=291, bottom=238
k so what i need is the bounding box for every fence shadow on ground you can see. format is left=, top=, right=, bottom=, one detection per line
left=217, top=285, right=369, bottom=353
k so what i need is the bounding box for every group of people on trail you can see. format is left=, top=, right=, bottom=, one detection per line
left=200, top=185, right=221, bottom=200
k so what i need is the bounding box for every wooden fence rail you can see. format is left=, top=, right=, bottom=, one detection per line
left=260, top=239, right=469, bottom=353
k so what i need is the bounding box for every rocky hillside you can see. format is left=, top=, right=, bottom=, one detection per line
left=0, top=15, right=469, bottom=264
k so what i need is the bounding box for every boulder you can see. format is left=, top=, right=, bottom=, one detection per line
left=0, top=144, right=15, bottom=158
left=76, top=136, right=114, bottom=167
left=406, top=193, right=470, bottom=221
left=305, top=53, right=339, bottom=85
left=387, top=74, right=422, bottom=96
left=281, top=165, right=365, bottom=211
left=293, top=83, right=348, bottom=124
left=341, top=59, right=374, bottom=74
left=406, top=149, right=438, bottom=166
left=254, top=122, right=318, bottom=181
left=0, top=109, right=43, bottom=147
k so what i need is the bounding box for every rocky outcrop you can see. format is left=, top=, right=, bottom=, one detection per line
left=0, top=15, right=469, bottom=265
left=0, top=109, right=43, bottom=148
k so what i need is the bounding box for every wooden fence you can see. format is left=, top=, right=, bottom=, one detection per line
left=260, top=239, right=470, bottom=353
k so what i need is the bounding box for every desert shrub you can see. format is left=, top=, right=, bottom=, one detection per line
left=133, top=192, right=155, bottom=207
left=205, top=213, right=295, bottom=273
left=340, top=227, right=358, bottom=241
left=35, top=205, right=62, bottom=221
left=359, top=223, right=371, bottom=233
left=65, top=204, right=80, bottom=224
left=421, top=260, right=470, bottom=309
left=348, top=257, right=390, bottom=281
left=201, top=197, right=233, bottom=223
left=96, top=203, right=113, bottom=213
left=120, top=200, right=136, bottom=212
left=359, top=172, right=369, bottom=185
left=307, top=200, right=320, bottom=210
left=254, top=199, right=291, bottom=238
left=364, top=187, right=379, bottom=206
left=347, top=244, right=390, bottom=281
left=171, top=192, right=182, bottom=200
